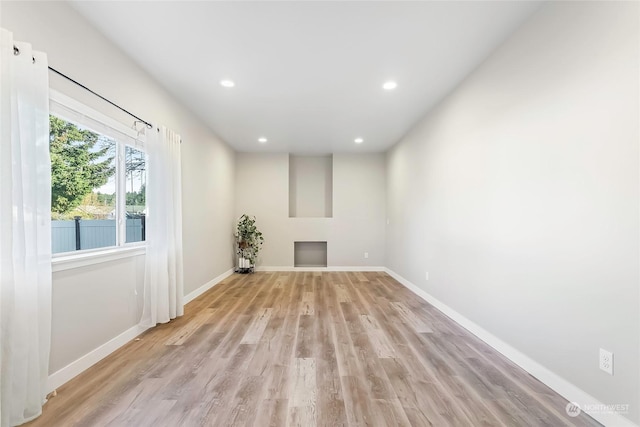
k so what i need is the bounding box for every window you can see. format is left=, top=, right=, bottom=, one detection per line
left=125, top=146, right=146, bottom=244
left=49, top=92, right=147, bottom=255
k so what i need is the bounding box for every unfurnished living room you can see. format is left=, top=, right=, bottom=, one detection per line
left=0, top=1, right=638, bottom=426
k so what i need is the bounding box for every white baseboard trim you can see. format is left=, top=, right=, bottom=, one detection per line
left=47, top=323, right=150, bottom=392
left=384, top=268, right=638, bottom=427
left=48, top=267, right=235, bottom=393
left=184, top=268, right=234, bottom=304
left=255, top=266, right=385, bottom=272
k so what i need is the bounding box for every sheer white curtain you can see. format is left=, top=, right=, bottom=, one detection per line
left=0, top=29, right=52, bottom=426
left=140, top=126, right=184, bottom=327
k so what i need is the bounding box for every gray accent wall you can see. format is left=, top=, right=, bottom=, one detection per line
left=235, top=153, right=386, bottom=268
left=385, top=2, right=639, bottom=423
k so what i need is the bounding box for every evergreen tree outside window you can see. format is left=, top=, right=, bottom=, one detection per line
left=49, top=113, right=147, bottom=254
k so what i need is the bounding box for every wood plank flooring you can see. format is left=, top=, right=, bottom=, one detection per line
left=28, top=272, right=600, bottom=426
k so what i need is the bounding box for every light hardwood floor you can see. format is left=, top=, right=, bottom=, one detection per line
left=28, top=272, right=600, bottom=426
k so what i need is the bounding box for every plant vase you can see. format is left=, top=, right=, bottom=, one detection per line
left=236, top=240, right=253, bottom=274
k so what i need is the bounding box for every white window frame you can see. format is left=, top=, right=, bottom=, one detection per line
left=49, top=90, right=148, bottom=271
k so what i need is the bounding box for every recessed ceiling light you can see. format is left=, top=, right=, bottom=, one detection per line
left=354, top=138, right=364, bottom=144
left=220, top=79, right=235, bottom=88
left=382, top=81, right=397, bottom=90
left=258, top=137, right=268, bottom=143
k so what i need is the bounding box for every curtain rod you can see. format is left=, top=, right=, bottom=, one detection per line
left=47, top=67, right=153, bottom=129
left=15, top=42, right=152, bottom=129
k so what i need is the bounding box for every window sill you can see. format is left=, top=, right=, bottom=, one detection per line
left=52, top=245, right=146, bottom=273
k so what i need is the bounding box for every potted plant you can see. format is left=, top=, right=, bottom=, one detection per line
left=235, top=214, right=264, bottom=274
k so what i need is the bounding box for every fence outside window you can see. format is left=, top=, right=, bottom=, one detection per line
left=52, top=216, right=145, bottom=254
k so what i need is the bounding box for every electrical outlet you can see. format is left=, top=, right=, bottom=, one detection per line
left=364, top=252, right=369, bottom=259
left=599, top=348, right=613, bottom=375
left=425, top=272, right=429, bottom=280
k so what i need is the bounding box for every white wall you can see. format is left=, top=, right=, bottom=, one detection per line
left=386, top=1, right=639, bottom=423
left=2, top=1, right=236, bottom=373
left=50, top=257, right=144, bottom=373
left=236, top=152, right=386, bottom=267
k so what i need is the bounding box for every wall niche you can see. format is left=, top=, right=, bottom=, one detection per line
left=294, top=241, right=328, bottom=267
left=289, top=154, right=333, bottom=218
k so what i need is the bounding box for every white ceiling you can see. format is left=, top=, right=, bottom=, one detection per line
left=71, top=1, right=541, bottom=153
